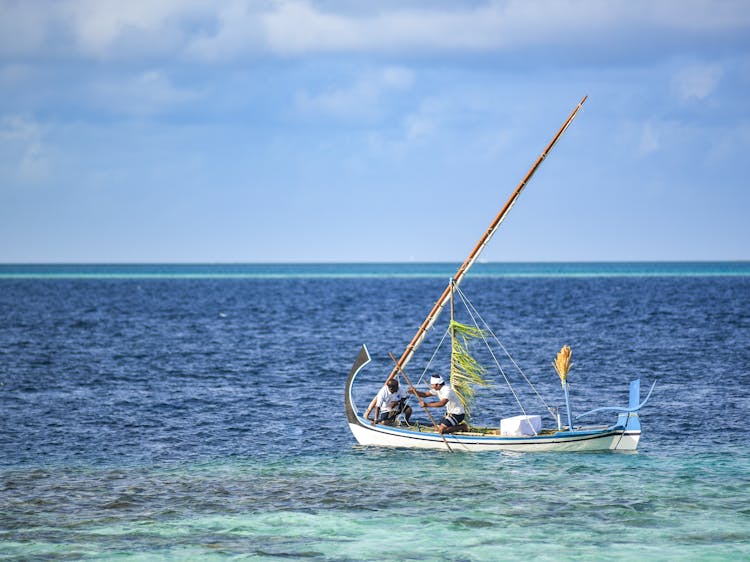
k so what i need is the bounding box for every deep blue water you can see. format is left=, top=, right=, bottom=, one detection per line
left=1, top=263, right=749, bottom=560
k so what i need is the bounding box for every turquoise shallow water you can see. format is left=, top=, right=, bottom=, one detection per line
left=3, top=451, right=749, bottom=560
left=2, top=263, right=749, bottom=560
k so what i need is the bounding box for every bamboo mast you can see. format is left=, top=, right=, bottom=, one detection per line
left=383, top=96, right=587, bottom=386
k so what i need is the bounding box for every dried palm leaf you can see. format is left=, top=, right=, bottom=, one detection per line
left=552, top=345, right=573, bottom=385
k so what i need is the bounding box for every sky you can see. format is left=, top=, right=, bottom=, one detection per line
left=1, top=0, right=749, bottom=263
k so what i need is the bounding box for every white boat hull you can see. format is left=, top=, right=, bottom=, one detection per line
left=348, top=419, right=640, bottom=452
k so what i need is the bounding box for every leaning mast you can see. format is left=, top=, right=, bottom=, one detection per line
left=384, top=96, right=588, bottom=384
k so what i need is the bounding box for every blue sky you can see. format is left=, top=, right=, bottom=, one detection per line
left=1, top=0, right=749, bottom=263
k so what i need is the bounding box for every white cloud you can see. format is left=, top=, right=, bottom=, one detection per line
left=638, top=122, right=660, bottom=155
left=672, top=63, right=723, bottom=101
left=207, top=0, right=750, bottom=57
left=295, top=66, right=414, bottom=119
left=66, top=0, right=213, bottom=58
left=2, top=0, right=749, bottom=60
left=0, top=115, right=49, bottom=183
left=263, top=1, right=361, bottom=55
left=404, top=98, right=443, bottom=142
left=92, top=70, right=202, bottom=115
left=0, top=0, right=213, bottom=59
left=184, top=1, right=266, bottom=61
left=189, top=1, right=561, bottom=57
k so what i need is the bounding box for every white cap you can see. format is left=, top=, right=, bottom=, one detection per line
left=430, top=376, right=445, bottom=385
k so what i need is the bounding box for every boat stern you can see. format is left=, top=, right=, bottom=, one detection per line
left=612, top=380, right=643, bottom=450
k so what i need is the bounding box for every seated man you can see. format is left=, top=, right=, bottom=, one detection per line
left=372, top=378, right=412, bottom=426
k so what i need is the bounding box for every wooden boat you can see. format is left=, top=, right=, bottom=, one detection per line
left=344, top=97, right=655, bottom=452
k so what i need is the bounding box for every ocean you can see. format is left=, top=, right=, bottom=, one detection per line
left=1, top=262, right=749, bottom=560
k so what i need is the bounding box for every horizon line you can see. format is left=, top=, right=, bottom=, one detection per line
left=2, top=259, right=749, bottom=266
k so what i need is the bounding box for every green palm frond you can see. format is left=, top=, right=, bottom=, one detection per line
left=450, top=320, right=491, bottom=419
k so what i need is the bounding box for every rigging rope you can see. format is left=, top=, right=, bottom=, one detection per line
left=453, top=287, right=528, bottom=417
left=419, top=325, right=450, bottom=385
left=453, top=284, right=556, bottom=418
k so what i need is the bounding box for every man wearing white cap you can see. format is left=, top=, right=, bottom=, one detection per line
left=408, top=374, right=467, bottom=434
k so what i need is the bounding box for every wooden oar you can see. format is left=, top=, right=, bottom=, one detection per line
left=389, top=352, right=453, bottom=453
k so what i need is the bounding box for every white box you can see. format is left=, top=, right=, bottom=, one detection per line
left=500, top=415, right=542, bottom=437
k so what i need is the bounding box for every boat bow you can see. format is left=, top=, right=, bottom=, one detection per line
left=345, top=344, right=371, bottom=425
